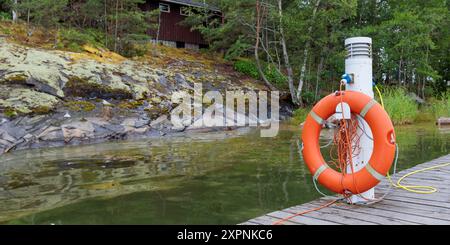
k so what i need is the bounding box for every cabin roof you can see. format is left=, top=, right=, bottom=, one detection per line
left=161, top=0, right=220, bottom=12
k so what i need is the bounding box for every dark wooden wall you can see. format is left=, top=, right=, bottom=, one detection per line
left=141, top=1, right=207, bottom=45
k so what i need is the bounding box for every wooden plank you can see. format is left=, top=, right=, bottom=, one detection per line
left=240, top=221, right=261, bottom=225
left=386, top=191, right=450, bottom=204
left=267, top=211, right=340, bottom=225
left=376, top=199, right=450, bottom=215
left=285, top=205, right=379, bottom=225
left=374, top=187, right=450, bottom=203
left=301, top=202, right=420, bottom=225
left=401, top=165, right=450, bottom=173
left=327, top=203, right=448, bottom=225
left=376, top=186, right=450, bottom=197
left=248, top=215, right=298, bottom=225
left=398, top=172, right=450, bottom=180
left=244, top=154, right=450, bottom=225
left=377, top=180, right=450, bottom=190
left=378, top=183, right=450, bottom=193
left=377, top=186, right=450, bottom=193
left=367, top=202, right=450, bottom=222
left=376, top=187, right=450, bottom=198
left=384, top=195, right=450, bottom=210
left=392, top=170, right=450, bottom=179
left=302, top=200, right=420, bottom=224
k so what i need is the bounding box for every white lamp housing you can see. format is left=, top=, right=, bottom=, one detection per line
left=345, top=37, right=375, bottom=203
left=345, top=37, right=374, bottom=98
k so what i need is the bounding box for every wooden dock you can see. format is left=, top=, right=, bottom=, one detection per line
left=243, top=154, right=450, bottom=225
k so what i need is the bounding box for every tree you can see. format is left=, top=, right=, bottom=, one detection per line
left=15, top=0, right=67, bottom=45
left=11, top=0, right=17, bottom=22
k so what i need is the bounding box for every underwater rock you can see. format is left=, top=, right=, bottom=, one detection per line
left=62, top=121, right=95, bottom=140
left=134, top=118, right=150, bottom=128
left=37, top=126, right=63, bottom=141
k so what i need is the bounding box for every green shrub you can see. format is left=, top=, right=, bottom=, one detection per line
left=414, top=108, right=435, bottom=123
left=0, top=12, right=11, bottom=21
left=234, top=59, right=288, bottom=88
left=428, top=93, right=450, bottom=119
left=224, top=38, right=251, bottom=61
left=234, top=59, right=260, bottom=79
left=59, top=28, right=105, bottom=52
left=383, top=88, right=418, bottom=125
left=290, top=107, right=311, bottom=125
left=264, top=65, right=287, bottom=87
left=301, top=91, right=315, bottom=105
left=121, top=42, right=149, bottom=57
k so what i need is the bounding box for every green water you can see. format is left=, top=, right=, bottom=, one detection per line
left=0, top=123, right=448, bottom=224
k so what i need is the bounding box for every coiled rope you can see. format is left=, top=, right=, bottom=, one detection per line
left=274, top=83, right=449, bottom=225
left=375, top=84, right=450, bottom=194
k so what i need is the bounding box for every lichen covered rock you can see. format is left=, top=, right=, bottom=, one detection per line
left=0, top=86, right=59, bottom=115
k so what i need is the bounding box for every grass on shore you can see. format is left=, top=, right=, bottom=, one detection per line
left=290, top=88, right=449, bottom=126
left=382, top=88, right=418, bottom=125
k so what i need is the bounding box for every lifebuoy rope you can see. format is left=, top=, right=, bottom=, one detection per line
left=274, top=84, right=448, bottom=225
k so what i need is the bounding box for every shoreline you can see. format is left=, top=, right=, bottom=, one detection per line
left=0, top=108, right=287, bottom=156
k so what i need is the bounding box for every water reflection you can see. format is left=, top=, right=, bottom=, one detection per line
left=0, top=124, right=448, bottom=224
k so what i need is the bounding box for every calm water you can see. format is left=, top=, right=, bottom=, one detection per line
left=0, top=123, right=448, bottom=224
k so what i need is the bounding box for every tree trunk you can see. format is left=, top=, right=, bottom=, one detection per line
left=26, top=8, right=32, bottom=41
left=255, top=1, right=275, bottom=90
left=277, top=0, right=298, bottom=105
left=12, top=0, right=18, bottom=22
left=114, top=0, right=119, bottom=52
left=296, top=0, right=321, bottom=105
left=315, top=56, right=324, bottom=101
left=156, top=10, right=162, bottom=43
left=104, top=0, right=108, bottom=47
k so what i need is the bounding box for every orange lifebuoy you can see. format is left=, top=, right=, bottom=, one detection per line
left=301, top=91, right=396, bottom=194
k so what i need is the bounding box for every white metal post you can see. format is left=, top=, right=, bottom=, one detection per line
left=344, top=37, right=375, bottom=203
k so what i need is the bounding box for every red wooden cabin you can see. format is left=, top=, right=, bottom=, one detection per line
left=141, top=0, right=221, bottom=50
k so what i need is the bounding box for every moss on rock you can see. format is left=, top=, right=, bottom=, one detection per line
left=63, top=76, right=133, bottom=100
left=0, top=74, right=28, bottom=85
left=3, top=107, right=18, bottom=118
left=118, top=100, right=145, bottom=110
left=0, top=86, right=59, bottom=116
left=32, top=106, right=54, bottom=115
left=65, top=100, right=96, bottom=112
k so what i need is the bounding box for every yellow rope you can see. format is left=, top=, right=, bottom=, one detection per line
left=375, top=84, right=449, bottom=194
left=387, top=163, right=450, bottom=194
left=374, top=84, right=385, bottom=109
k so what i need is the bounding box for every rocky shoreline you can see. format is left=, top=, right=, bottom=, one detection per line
left=0, top=109, right=249, bottom=155
left=0, top=38, right=291, bottom=155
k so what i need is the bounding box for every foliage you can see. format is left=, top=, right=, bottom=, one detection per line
left=234, top=59, right=259, bottom=79
left=16, top=0, right=68, bottom=28
left=383, top=88, right=418, bottom=125
left=0, top=0, right=157, bottom=57
left=427, top=93, right=450, bottom=119
left=0, top=11, right=9, bottom=20
left=58, top=28, right=105, bottom=52
left=234, top=59, right=287, bottom=87
left=264, top=65, right=287, bottom=87
left=185, top=0, right=449, bottom=106
left=290, top=107, right=310, bottom=125
left=0, top=0, right=448, bottom=106
left=224, top=37, right=252, bottom=61
left=300, top=91, right=315, bottom=105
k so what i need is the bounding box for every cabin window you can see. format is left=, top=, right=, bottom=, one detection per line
left=180, top=7, right=192, bottom=16
left=176, top=42, right=185, bottom=49
left=159, top=3, right=170, bottom=13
